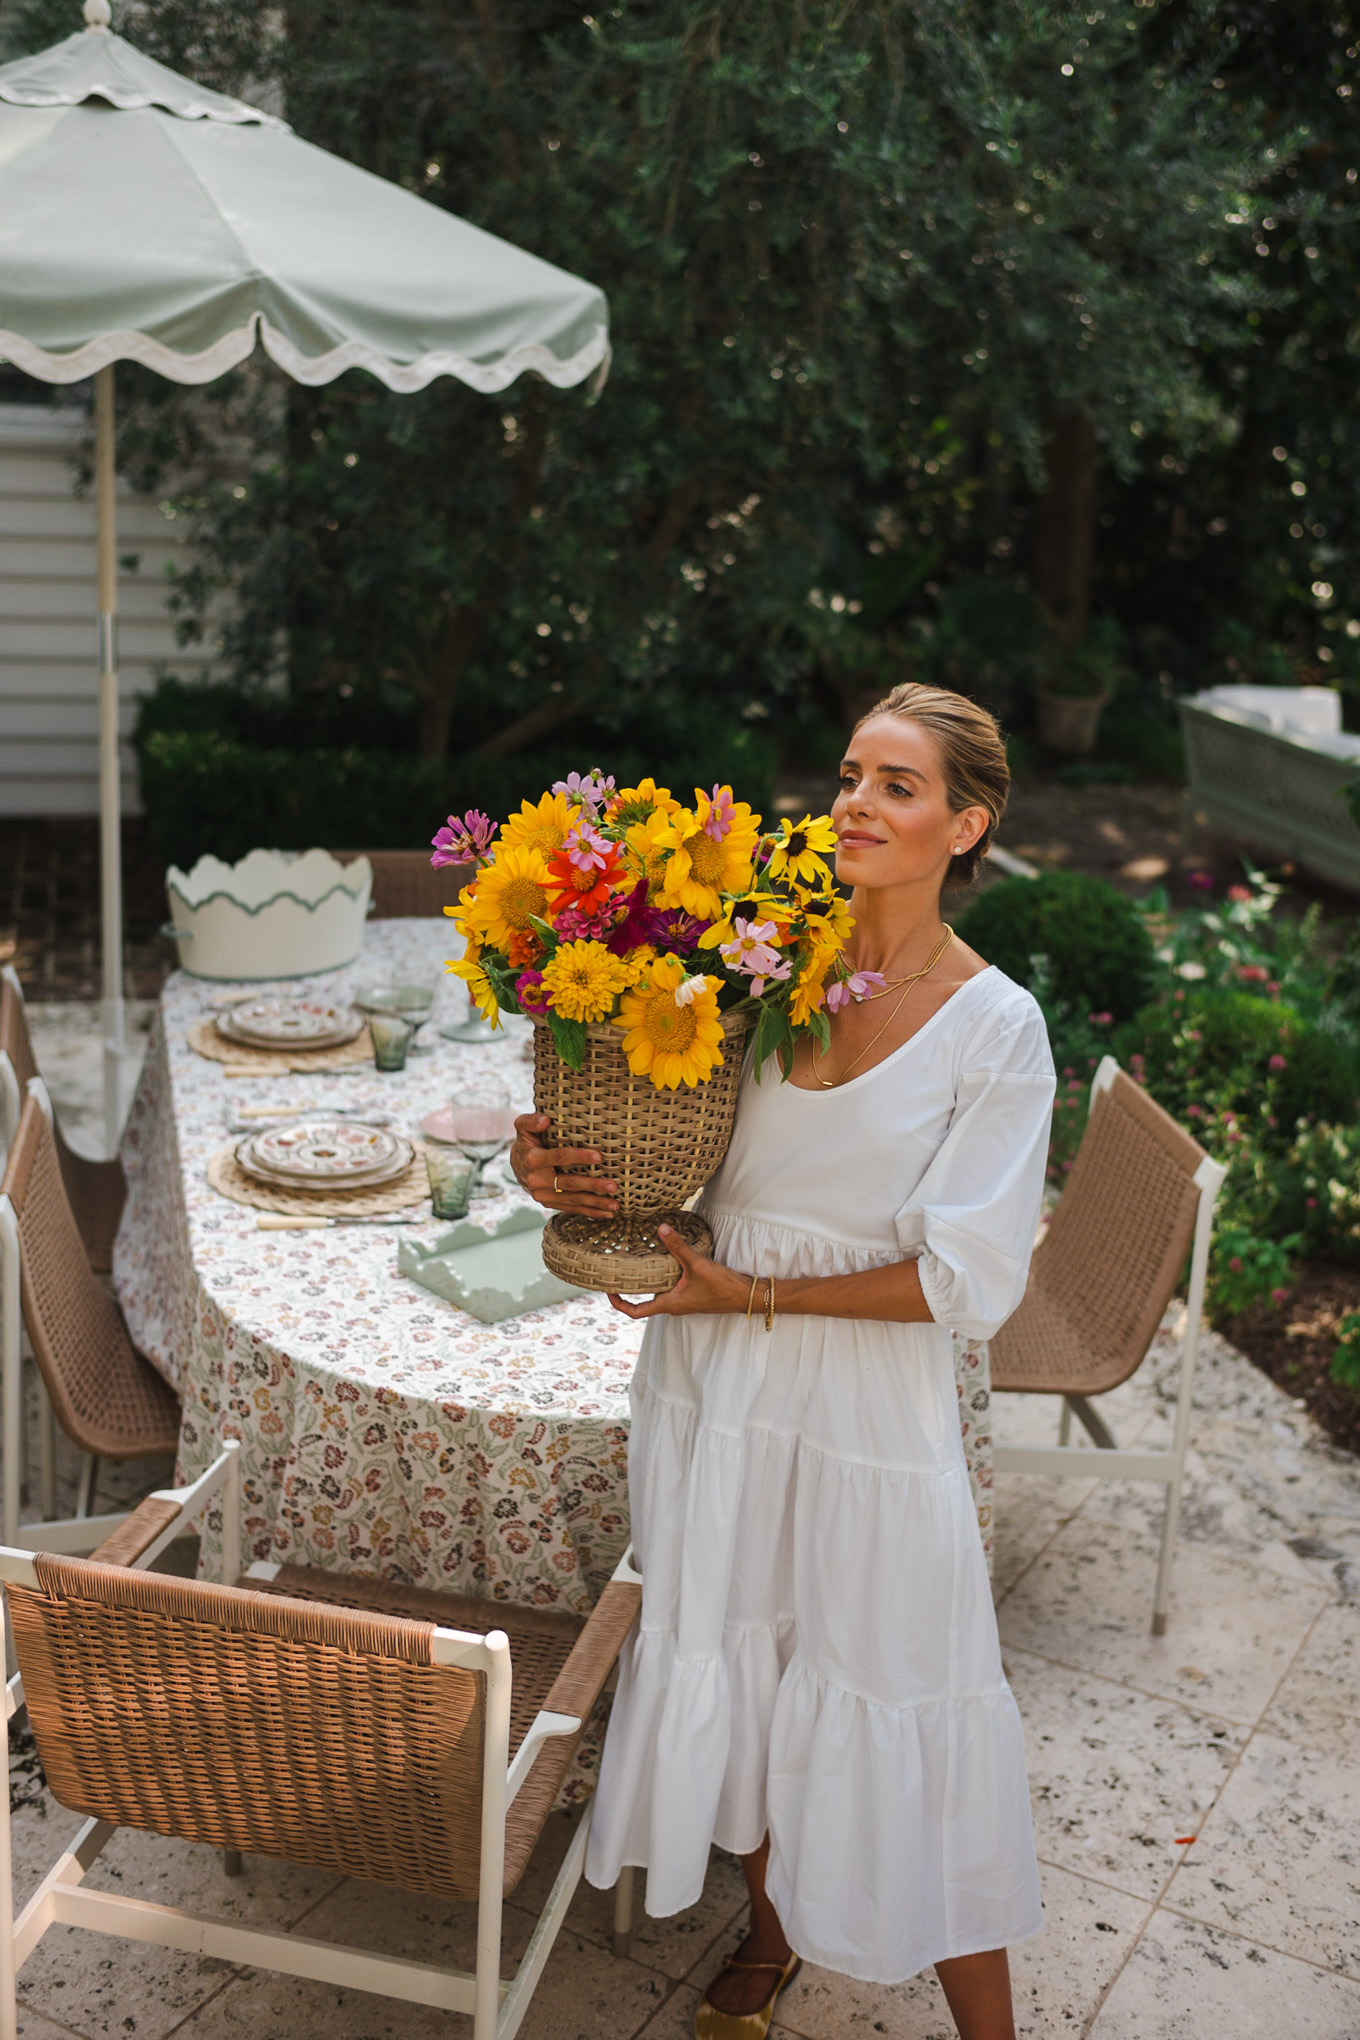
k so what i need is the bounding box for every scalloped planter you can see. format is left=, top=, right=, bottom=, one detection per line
left=164, top=849, right=373, bottom=980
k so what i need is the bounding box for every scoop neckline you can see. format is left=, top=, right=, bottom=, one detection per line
left=779, top=964, right=996, bottom=1098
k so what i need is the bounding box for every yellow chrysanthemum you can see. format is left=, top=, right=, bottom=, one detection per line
left=607, top=778, right=681, bottom=830
left=446, top=954, right=502, bottom=1029
left=540, top=940, right=632, bottom=1024
left=616, top=953, right=727, bottom=1089
left=656, top=791, right=761, bottom=920
left=461, top=845, right=551, bottom=951
left=789, top=941, right=837, bottom=1027
left=499, top=791, right=576, bottom=859
left=765, top=813, right=838, bottom=886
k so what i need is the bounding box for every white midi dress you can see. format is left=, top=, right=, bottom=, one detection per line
left=584, top=967, right=1057, bottom=1984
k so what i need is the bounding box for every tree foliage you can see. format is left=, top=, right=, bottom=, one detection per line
left=5, top=0, right=1356, bottom=777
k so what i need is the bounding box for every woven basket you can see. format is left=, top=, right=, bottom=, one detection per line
left=534, top=1009, right=754, bottom=1293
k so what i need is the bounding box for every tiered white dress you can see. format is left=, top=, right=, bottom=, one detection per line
left=584, top=967, right=1056, bottom=1984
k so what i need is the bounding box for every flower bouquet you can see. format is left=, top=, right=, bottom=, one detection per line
left=432, top=770, right=873, bottom=1291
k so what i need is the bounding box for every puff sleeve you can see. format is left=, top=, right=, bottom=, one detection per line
left=894, top=990, right=1055, bottom=1339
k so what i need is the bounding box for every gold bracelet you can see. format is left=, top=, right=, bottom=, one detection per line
left=764, top=1276, right=776, bottom=1334
left=745, top=1271, right=760, bottom=1319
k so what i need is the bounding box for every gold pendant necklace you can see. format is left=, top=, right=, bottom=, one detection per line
left=812, top=925, right=954, bottom=1089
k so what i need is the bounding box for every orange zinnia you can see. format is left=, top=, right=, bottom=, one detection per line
left=545, top=840, right=622, bottom=918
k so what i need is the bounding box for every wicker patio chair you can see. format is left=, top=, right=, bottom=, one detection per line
left=0, top=1443, right=643, bottom=2040
left=0, top=1088, right=180, bottom=1554
left=333, top=849, right=474, bottom=919
left=990, top=1055, right=1227, bottom=1634
left=0, top=967, right=125, bottom=1273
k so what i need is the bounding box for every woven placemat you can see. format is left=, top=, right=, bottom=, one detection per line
left=207, top=1143, right=430, bottom=1216
left=189, top=1015, right=375, bottom=1073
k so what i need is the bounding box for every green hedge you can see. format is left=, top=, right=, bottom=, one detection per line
left=135, top=693, right=778, bottom=872
left=955, top=870, right=1157, bottom=1024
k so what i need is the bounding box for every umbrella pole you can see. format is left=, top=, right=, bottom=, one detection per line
left=94, top=365, right=125, bottom=1160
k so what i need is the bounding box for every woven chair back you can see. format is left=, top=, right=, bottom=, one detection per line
left=1, top=1097, right=178, bottom=1458
left=0, top=974, right=39, bottom=1092
left=6, top=1558, right=498, bottom=1898
left=990, top=1068, right=1205, bottom=1398
left=334, top=850, right=473, bottom=919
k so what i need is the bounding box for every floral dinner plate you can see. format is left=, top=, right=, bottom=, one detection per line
left=216, top=999, right=364, bottom=1051
left=235, top=1117, right=413, bottom=1187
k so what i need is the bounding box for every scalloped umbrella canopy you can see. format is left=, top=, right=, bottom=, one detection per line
left=0, top=5, right=608, bottom=1151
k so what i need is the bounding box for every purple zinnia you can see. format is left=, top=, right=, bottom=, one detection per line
left=516, top=969, right=551, bottom=1017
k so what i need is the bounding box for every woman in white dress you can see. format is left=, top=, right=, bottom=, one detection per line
left=511, top=684, right=1055, bottom=2040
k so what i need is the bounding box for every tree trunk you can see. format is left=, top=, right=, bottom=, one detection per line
left=417, top=602, right=483, bottom=760
left=1031, top=407, right=1099, bottom=652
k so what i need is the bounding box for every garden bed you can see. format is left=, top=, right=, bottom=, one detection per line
left=1220, top=1263, right=1360, bottom=1459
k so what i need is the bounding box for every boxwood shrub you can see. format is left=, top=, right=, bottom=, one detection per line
left=955, top=870, right=1157, bottom=1024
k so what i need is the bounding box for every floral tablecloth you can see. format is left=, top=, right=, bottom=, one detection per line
left=115, top=921, right=996, bottom=1626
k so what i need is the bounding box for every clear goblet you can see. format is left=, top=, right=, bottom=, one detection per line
left=451, top=1079, right=513, bottom=1198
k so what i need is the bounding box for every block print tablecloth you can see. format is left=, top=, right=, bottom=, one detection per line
left=115, top=923, right=996, bottom=1628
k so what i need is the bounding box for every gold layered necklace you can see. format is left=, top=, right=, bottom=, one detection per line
left=812, top=925, right=954, bottom=1089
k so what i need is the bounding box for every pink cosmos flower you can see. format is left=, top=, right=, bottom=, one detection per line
left=552, top=768, right=616, bottom=812
left=516, top=969, right=551, bottom=1017
left=703, top=784, right=736, bottom=843
left=431, top=809, right=497, bottom=866
left=825, top=969, right=888, bottom=1013
left=719, top=917, right=791, bottom=997
left=562, top=823, right=611, bottom=873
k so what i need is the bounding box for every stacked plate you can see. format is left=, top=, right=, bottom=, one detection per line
left=235, top=1117, right=415, bottom=1191
left=215, top=998, right=364, bottom=1053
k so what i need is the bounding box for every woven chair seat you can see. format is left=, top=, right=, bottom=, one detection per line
left=2, top=1097, right=179, bottom=1459
left=333, top=850, right=472, bottom=919
left=8, top=1545, right=639, bottom=1903
left=991, top=1067, right=1204, bottom=1402
left=1, top=972, right=126, bottom=1272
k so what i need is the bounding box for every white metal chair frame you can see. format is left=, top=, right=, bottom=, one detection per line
left=0, top=1442, right=640, bottom=2040
left=992, top=1055, right=1228, bottom=1636
left=1, top=1078, right=127, bottom=1554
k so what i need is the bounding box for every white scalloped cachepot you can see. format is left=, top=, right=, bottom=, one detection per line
left=164, top=850, right=372, bottom=981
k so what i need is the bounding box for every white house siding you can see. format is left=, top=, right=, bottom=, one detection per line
left=0, top=401, right=218, bottom=817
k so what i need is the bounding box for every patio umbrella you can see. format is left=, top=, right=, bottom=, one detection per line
left=0, top=0, right=609, bottom=1154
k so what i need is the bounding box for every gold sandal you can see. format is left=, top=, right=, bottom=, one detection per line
left=693, top=1949, right=802, bottom=2039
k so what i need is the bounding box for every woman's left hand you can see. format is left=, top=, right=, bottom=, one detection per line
left=607, top=1224, right=748, bottom=1319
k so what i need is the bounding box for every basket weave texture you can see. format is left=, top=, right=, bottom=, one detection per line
left=532, top=1009, right=753, bottom=1212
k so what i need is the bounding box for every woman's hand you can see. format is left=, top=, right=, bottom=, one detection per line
left=607, top=1224, right=749, bottom=1319
left=509, top=1112, right=619, bottom=1218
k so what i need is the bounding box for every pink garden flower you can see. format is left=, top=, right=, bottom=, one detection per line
left=703, top=784, right=736, bottom=842
left=562, top=822, right=611, bottom=873
left=552, top=768, right=616, bottom=812
left=719, top=917, right=792, bottom=997
left=516, top=969, right=551, bottom=1017
left=1268, top=1053, right=1287, bottom=1070
left=431, top=809, right=497, bottom=866
left=825, top=968, right=888, bottom=1013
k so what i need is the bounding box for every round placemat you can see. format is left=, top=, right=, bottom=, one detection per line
left=207, top=1143, right=430, bottom=1216
left=541, top=1209, right=711, bottom=1294
left=189, top=1016, right=375, bottom=1072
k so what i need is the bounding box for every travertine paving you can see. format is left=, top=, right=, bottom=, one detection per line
left=7, top=1013, right=1360, bottom=2039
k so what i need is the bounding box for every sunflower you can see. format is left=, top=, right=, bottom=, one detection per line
left=499, top=791, right=576, bottom=859
left=800, top=889, right=855, bottom=949
left=765, top=813, right=838, bottom=886
left=698, top=889, right=793, bottom=954
left=789, top=940, right=838, bottom=1027
left=540, top=940, right=632, bottom=1024
left=460, top=845, right=551, bottom=951
left=624, top=810, right=677, bottom=898
left=446, top=954, right=502, bottom=1029
left=606, top=778, right=681, bottom=831
left=616, top=953, right=727, bottom=1089
left=656, top=793, right=761, bottom=920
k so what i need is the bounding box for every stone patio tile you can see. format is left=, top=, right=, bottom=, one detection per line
left=997, top=1517, right=1329, bottom=1724
left=80, top=1827, right=347, bottom=1928
left=17, top=1929, right=235, bottom=2040
left=508, top=1813, right=747, bottom=1983
left=1005, top=1647, right=1242, bottom=1898
left=1086, top=1908, right=1360, bottom=2037
left=14, top=2012, right=88, bottom=2040
left=765, top=1860, right=1146, bottom=2039
left=1260, top=1602, right=1360, bottom=1761
left=1162, top=1730, right=1360, bottom=1978
left=991, top=1471, right=1098, bottom=1601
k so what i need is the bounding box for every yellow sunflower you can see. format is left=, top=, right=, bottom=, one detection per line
left=624, top=810, right=677, bottom=897
left=499, top=791, right=576, bottom=859
left=656, top=791, right=761, bottom=920
left=460, top=845, right=551, bottom=951
left=616, top=953, right=727, bottom=1089
left=540, top=940, right=632, bottom=1024
left=765, top=813, right=838, bottom=886
left=446, top=954, right=502, bottom=1029
left=801, top=890, right=855, bottom=948
left=606, top=778, right=681, bottom=830
left=789, top=941, right=837, bottom=1027
left=698, top=889, right=794, bottom=952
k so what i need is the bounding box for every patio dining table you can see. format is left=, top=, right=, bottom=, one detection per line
left=114, top=920, right=998, bottom=1634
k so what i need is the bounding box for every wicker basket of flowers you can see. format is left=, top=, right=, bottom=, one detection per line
left=432, top=773, right=868, bottom=1292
